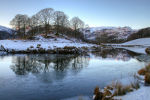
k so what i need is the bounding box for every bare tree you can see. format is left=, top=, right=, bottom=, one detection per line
left=10, top=14, right=30, bottom=37
left=70, top=17, right=84, bottom=38
left=70, top=17, right=84, bottom=30
left=53, top=11, right=69, bottom=34
left=36, top=8, right=54, bottom=36
left=30, top=14, right=40, bottom=35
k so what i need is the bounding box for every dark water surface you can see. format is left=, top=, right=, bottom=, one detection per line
left=0, top=48, right=147, bottom=100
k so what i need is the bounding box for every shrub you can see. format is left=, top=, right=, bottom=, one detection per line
left=30, top=46, right=34, bottom=48
left=138, top=68, right=147, bottom=75
left=81, top=46, right=88, bottom=50
left=27, top=48, right=30, bottom=52
left=111, top=80, right=139, bottom=96
left=37, top=44, right=41, bottom=47
left=94, top=86, right=100, bottom=95
left=113, top=82, right=127, bottom=96
left=103, top=88, right=113, bottom=99
left=37, top=44, right=41, bottom=48
left=32, top=49, right=37, bottom=54
left=48, top=46, right=51, bottom=48
left=145, top=73, right=150, bottom=84
left=63, top=46, right=76, bottom=50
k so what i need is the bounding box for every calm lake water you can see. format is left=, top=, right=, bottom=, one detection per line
left=0, top=48, right=148, bottom=100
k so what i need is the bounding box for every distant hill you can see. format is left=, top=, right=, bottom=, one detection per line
left=127, top=27, right=150, bottom=41
left=80, top=26, right=137, bottom=43
left=0, top=25, right=15, bottom=40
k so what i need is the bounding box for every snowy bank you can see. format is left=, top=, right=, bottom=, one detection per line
left=0, top=35, right=95, bottom=54
left=122, top=38, right=150, bottom=46
left=118, top=38, right=150, bottom=54
left=106, top=38, right=150, bottom=54
left=115, top=86, right=150, bottom=100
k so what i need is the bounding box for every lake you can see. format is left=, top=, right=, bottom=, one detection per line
left=0, top=48, right=148, bottom=100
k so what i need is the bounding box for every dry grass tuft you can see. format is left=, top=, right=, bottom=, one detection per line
left=113, top=82, right=128, bottom=96
left=131, top=81, right=140, bottom=90
left=138, top=64, right=150, bottom=84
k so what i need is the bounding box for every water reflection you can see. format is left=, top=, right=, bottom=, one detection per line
left=0, top=48, right=148, bottom=100
left=92, top=48, right=141, bottom=61
left=10, top=54, right=90, bottom=83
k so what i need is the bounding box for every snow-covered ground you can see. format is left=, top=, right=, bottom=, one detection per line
left=0, top=35, right=94, bottom=52
left=115, top=86, right=150, bottom=100
left=110, top=38, right=150, bottom=54
left=122, top=38, right=150, bottom=46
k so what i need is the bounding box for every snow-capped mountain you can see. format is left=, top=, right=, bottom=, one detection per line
left=81, top=26, right=137, bottom=40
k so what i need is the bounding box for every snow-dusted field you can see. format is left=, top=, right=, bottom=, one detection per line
left=0, top=36, right=94, bottom=52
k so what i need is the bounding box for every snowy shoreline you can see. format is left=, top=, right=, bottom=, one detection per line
left=0, top=36, right=96, bottom=54
left=104, top=38, right=150, bottom=54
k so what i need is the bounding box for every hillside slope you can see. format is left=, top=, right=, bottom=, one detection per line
left=0, top=25, right=15, bottom=40
left=81, top=26, right=136, bottom=41
left=0, top=25, right=14, bottom=34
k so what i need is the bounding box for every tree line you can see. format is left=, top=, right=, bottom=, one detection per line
left=10, top=8, right=85, bottom=39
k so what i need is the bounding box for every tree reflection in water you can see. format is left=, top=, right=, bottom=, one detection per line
left=92, top=48, right=141, bottom=61
left=10, top=54, right=89, bottom=83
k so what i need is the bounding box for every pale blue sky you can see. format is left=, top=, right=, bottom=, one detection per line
left=0, top=0, right=149, bottom=29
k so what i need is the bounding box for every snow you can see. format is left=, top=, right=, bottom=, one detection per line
left=0, top=25, right=14, bottom=34
left=122, top=38, right=150, bottom=46
left=0, top=35, right=94, bottom=51
left=109, top=38, right=150, bottom=54
left=115, top=86, right=150, bottom=100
